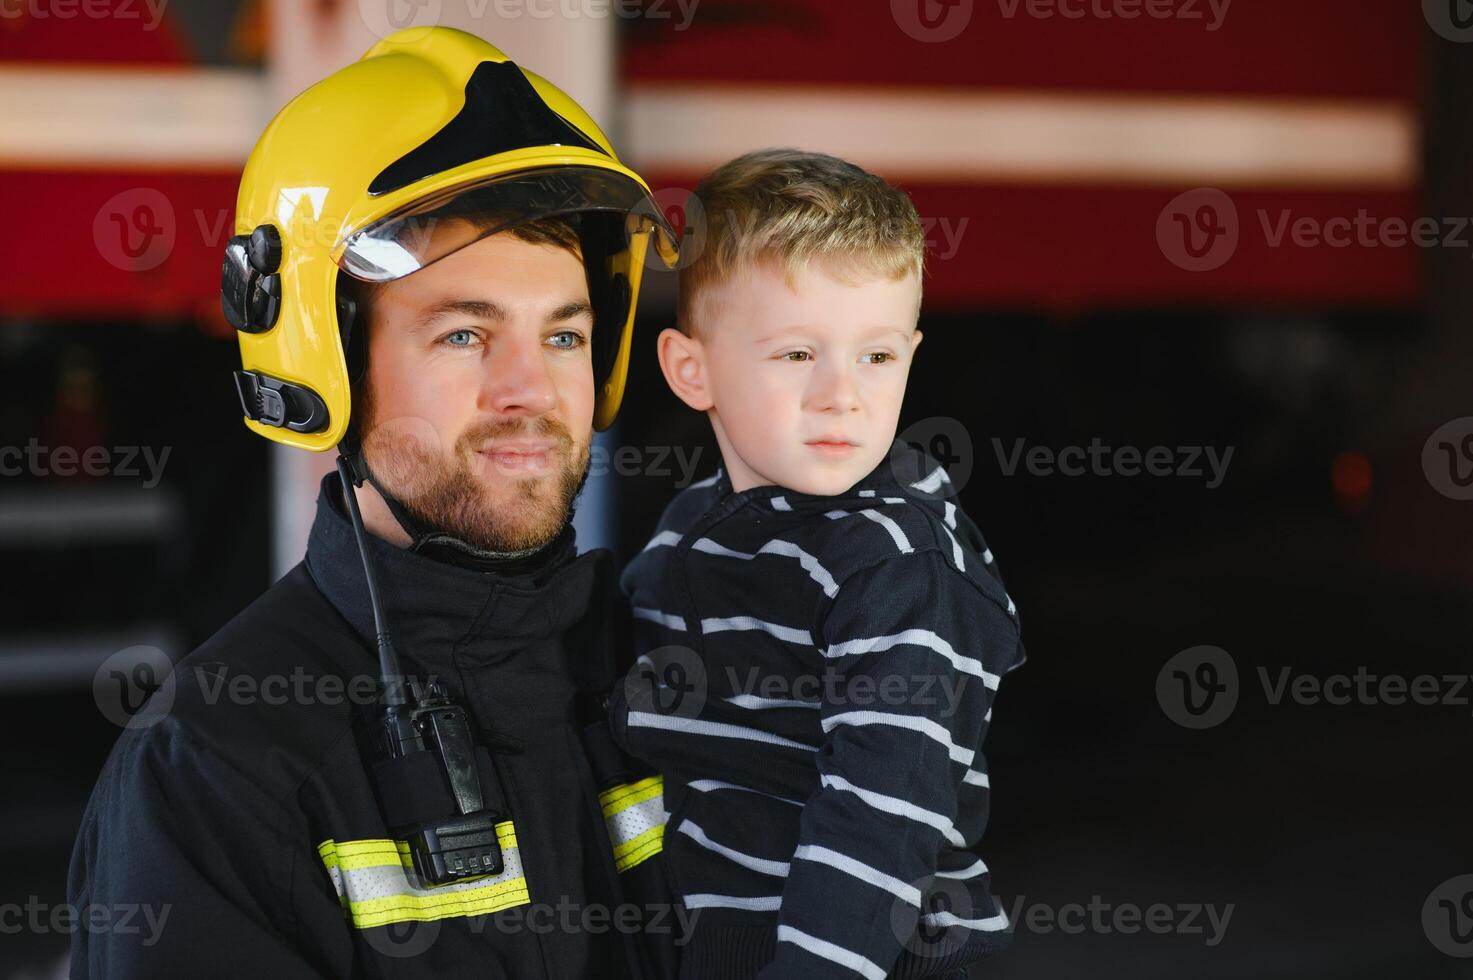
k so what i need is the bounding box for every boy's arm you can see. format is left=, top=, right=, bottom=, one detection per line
left=757, top=550, right=1019, bottom=980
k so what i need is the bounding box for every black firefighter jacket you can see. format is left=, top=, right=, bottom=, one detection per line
left=67, top=475, right=679, bottom=979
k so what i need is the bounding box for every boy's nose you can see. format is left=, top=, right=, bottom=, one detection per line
left=807, top=365, right=861, bottom=414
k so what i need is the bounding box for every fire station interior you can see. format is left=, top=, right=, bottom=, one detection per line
left=2, top=3, right=1470, bottom=978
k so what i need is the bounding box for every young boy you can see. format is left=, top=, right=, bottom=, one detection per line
left=609, top=149, right=1025, bottom=980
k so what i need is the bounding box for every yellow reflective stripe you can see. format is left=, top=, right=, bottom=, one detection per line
left=612, top=823, right=664, bottom=873
left=318, top=822, right=518, bottom=871
left=316, top=820, right=528, bottom=929
left=599, top=775, right=663, bottom=817
left=600, top=776, right=666, bottom=872
left=349, top=877, right=531, bottom=927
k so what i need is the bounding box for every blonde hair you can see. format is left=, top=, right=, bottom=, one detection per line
left=677, top=148, right=926, bottom=333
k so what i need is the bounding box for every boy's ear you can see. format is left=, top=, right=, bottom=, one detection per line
left=656, top=326, right=714, bottom=412
left=910, top=329, right=924, bottom=355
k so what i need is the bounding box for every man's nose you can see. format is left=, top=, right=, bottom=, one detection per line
left=479, top=335, right=558, bottom=417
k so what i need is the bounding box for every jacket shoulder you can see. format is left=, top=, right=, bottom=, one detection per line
left=131, top=564, right=367, bottom=787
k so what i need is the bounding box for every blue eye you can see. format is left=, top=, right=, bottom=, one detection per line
left=549, top=330, right=587, bottom=350
left=443, top=329, right=475, bottom=347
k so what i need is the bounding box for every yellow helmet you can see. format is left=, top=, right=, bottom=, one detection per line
left=223, top=26, right=678, bottom=452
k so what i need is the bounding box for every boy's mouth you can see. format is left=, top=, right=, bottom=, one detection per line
left=805, top=437, right=859, bottom=457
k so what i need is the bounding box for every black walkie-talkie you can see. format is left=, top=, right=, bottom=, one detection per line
left=337, top=455, right=505, bottom=886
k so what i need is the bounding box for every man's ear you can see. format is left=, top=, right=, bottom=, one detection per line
left=657, top=327, right=714, bottom=411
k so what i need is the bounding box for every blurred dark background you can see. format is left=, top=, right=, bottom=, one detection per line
left=2, top=1, right=1470, bottom=977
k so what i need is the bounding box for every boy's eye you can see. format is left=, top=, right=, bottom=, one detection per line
left=780, top=351, right=812, bottom=362
left=548, top=330, right=588, bottom=350
left=861, top=352, right=894, bottom=364
left=442, top=329, right=476, bottom=347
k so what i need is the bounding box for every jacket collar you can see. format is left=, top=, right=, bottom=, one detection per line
left=305, top=473, right=608, bottom=678
left=712, top=438, right=954, bottom=515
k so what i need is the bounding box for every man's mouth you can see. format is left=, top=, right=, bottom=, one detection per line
left=476, top=441, right=557, bottom=472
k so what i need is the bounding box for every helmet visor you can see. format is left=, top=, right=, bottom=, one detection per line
left=338, top=166, right=678, bottom=282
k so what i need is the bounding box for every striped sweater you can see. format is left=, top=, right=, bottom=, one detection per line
left=608, top=440, right=1026, bottom=980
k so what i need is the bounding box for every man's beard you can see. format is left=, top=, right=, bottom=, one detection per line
left=358, top=390, right=590, bottom=554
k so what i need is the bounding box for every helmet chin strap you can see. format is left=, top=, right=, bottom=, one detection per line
left=336, top=433, right=574, bottom=572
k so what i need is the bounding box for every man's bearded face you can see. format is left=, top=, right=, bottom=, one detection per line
left=352, top=229, right=598, bottom=553
left=360, top=387, right=591, bottom=552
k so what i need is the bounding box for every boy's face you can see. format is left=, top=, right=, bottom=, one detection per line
left=663, top=259, right=923, bottom=496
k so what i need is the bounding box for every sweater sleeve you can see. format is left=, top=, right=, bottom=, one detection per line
left=756, top=550, right=1018, bottom=980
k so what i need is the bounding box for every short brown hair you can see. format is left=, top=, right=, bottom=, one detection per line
left=677, top=149, right=926, bottom=333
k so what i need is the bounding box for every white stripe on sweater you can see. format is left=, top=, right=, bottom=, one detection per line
left=632, top=606, right=687, bottom=631
left=910, top=466, right=951, bottom=495
left=822, top=710, right=976, bottom=767
left=825, top=629, right=1000, bottom=689
left=935, top=858, right=989, bottom=880
left=692, top=536, right=840, bottom=598
left=940, top=522, right=966, bottom=572
left=825, top=508, right=914, bottom=554
left=626, top=711, right=817, bottom=752
left=679, top=820, right=791, bottom=878
left=702, top=616, right=812, bottom=646
left=725, top=693, right=821, bottom=710
left=792, top=844, right=921, bottom=906
left=687, top=778, right=804, bottom=807
left=776, top=925, right=886, bottom=980
left=819, top=773, right=965, bottom=847
left=770, top=495, right=792, bottom=511
left=922, top=909, right=1010, bottom=932
left=688, top=472, right=721, bottom=489
left=685, top=893, right=782, bottom=911
left=640, top=530, right=684, bottom=552
left=962, top=768, right=990, bottom=787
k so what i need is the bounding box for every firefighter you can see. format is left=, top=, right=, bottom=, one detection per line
left=68, top=26, right=680, bottom=979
